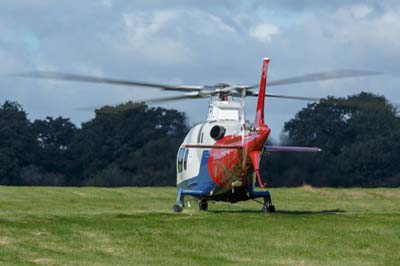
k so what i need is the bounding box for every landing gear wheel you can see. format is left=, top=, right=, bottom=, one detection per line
left=199, top=200, right=208, bottom=211
left=173, top=203, right=183, bottom=213
left=268, top=205, right=276, bottom=213
left=262, top=196, right=275, bottom=213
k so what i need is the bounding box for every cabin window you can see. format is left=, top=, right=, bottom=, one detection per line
left=184, top=149, right=189, bottom=170
left=177, top=148, right=185, bottom=173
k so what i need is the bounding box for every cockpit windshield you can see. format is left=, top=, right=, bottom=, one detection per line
left=177, top=148, right=185, bottom=173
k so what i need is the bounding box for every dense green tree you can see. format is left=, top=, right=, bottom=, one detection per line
left=33, top=117, right=77, bottom=150
left=266, top=92, right=400, bottom=187
left=1, top=95, right=399, bottom=187
left=0, top=101, right=37, bottom=185
left=69, top=102, right=188, bottom=186
left=30, top=117, right=77, bottom=185
left=0, top=100, right=188, bottom=187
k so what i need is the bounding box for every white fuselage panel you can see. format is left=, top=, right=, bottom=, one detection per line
left=176, top=119, right=242, bottom=185
left=207, top=101, right=241, bottom=121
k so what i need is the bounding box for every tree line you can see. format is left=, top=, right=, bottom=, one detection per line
left=262, top=92, right=400, bottom=187
left=0, top=101, right=188, bottom=186
left=0, top=92, right=399, bottom=187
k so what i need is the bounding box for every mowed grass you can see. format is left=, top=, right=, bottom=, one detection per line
left=0, top=186, right=399, bottom=266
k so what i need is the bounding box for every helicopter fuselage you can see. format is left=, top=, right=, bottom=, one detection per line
left=172, top=58, right=318, bottom=212
left=176, top=100, right=270, bottom=203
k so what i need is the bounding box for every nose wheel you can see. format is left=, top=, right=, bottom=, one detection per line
left=173, top=203, right=183, bottom=213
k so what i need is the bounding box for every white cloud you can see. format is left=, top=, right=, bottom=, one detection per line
left=1, top=1, right=400, bottom=139
left=100, top=0, right=113, bottom=9
left=123, top=10, right=177, bottom=41
left=335, top=4, right=373, bottom=20
left=123, top=8, right=236, bottom=39
left=328, top=7, right=400, bottom=56
left=117, top=8, right=238, bottom=65
left=120, top=10, right=190, bottom=64
left=350, top=4, right=372, bottom=19
left=249, top=23, right=280, bottom=42
left=191, top=11, right=236, bottom=34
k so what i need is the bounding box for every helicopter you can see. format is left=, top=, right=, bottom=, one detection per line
left=18, top=58, right=380, bottom=213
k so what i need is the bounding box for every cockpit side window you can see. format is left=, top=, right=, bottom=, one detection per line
left=183, top=149, right=189, bottom=170
left=177, top=148, right=185, bottom=173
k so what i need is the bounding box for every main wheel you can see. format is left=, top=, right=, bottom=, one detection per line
left=199, top=201, right=208, bottom=211
left=172, top=204, right=183, bottom=213
left=262, top=195, right=275, bottom=213
left=268, top=205, right=276, bottom=213
left=262, top=205, right=269, bottom=213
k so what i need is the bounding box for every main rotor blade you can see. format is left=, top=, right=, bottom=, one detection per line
left=16, top=71, right=203, bottom=92
left=248, top=69, right=381, bottom=89
left=249, top=91, right=394, bottom=111
left=248, top=91, right=320, bottom=102
left=140, top=94, right=204, bottom=104
left=266, top=93, right=320, bottom=101
left=76, top=94, right=204, bottom=112
left=251, top=92, right=391, bottom=111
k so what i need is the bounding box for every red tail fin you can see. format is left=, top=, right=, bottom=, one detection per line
left=254, top=58, right=270, bottom=128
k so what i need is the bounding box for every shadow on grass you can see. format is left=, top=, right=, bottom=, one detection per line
left=275, top=209, right=346, bottom=215
left=208, top=209, right=345, bottom=215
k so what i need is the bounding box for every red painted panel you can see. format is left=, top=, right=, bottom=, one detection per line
left=208, top=126, right=270, bottom=188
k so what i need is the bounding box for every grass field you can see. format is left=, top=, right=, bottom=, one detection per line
left=0, top=186, right=399, bottom=266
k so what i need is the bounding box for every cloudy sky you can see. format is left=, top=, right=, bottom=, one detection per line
left=0, top=0, right=399, bottom=140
